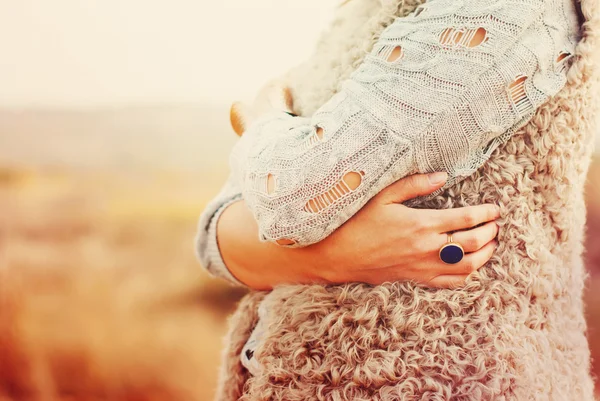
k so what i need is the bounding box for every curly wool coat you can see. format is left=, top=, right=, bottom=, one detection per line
left=215, top=0, right=600, bottom=399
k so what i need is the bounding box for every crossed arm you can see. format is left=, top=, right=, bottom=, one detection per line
left=226, top=0, right=576, bottom=247
left=196, top=0, right=579, bottom=287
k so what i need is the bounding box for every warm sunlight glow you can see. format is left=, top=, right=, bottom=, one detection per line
left=0, top=1, right=335, bottom=108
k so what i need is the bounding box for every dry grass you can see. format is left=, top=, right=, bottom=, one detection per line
left=0, top=168, right=246, bottom=400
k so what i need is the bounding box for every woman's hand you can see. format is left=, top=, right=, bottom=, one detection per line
left=219, top=83, right=500, bottom=290
left=229, top=79, right=295, bottom=136
left=217, top=171, right=500, bottom=290
left=313, top=171, right=500, bottom=288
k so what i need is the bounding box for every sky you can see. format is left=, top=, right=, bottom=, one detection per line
left=0, top=1, right=335, bottom=108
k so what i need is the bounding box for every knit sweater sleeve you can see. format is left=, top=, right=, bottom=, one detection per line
left=229, top=0, right=580, bottom=247
left=195, top=173, right=246, bottom=286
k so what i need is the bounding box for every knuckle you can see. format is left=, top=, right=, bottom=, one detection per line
left=422, top=240, right=438, bottom=255
left=462, top=212, right=476, bottom=227
left=465, top=235, right=485, bottom=250
left=409, top=237, right=428, bottom=255
left=415, top=216, right=434, bottom=232
left=405, top=213, right=425, bottom=231
left=463, top=258, right=479, bottom=274
left=487, top=205, right=499, bottom=220
left=410, top=233, right=437, bottom=255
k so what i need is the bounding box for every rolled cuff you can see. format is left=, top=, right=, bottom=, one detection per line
left=195, top=193, right=245, bottom=287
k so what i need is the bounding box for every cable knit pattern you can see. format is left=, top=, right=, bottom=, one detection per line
left=203, top=0, right=600, bottom=399
left=229, top=0, right=580, bottom=247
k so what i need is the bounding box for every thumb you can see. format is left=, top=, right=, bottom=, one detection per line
left=254, top=82, right=295, bottom=114
left=268, top=85, right=294, bottom=113
left=230, top=101, right=255, bottom=137
left=378, top=172, right=448, bottom=204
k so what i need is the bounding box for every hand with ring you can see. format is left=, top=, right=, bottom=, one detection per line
left=304, top=173, right=501, bottom=289
left=218, top=170, right=501, bottom=290
left=439, top=233, right=466, bottom=265
left=217, top=84, right=501, bottom=291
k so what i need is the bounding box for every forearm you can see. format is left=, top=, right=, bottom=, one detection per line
left=229, top=0, right=576, bottom=248
left=216, top=199, right=331, bottom=290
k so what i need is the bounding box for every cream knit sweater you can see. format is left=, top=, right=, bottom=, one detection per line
left=198, top=0, right=582, bottom=375
left=197, top=0, right=600, bottom=398
left=199, top=0, right=580, bottom=252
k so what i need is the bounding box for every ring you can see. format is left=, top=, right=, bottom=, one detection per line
left=439, top=233, right=465, bottom=264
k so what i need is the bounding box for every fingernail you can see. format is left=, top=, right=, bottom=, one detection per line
left=428, top=171, right=448, bottom=185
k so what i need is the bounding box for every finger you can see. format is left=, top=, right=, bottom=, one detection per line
left=230, top=101, right=255, bottom=137
left=423, top=274, right=470, bottom=289
left=254, top=81, right=295, bottom=114
left=433, top=239, right=498, bottom=276
left=282, top=86, right=294, bottom=113
left=265, top=85, right=294, bottom=113
left=429, top=203, right=501, bottom=232
left=439, top=220, right=499, bottom=253
left=376, top=172, right=448, bottom=204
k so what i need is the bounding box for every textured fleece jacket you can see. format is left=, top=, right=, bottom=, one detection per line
left=198, top=0, right=599, bottom=399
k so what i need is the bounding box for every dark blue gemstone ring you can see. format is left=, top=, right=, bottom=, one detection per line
left=439, top=233, right=465, bottom=264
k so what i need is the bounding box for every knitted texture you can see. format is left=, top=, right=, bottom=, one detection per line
left=208, top=0, right=600, bottom=398
left=195, top=176, right=244, bottom=285
left=229, top=0, right=581, bottom=247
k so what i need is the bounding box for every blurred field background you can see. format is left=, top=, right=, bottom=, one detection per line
left=0, top=1, right=599, bottom=400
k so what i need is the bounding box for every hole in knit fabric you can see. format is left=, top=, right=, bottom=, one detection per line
left=267, top=174, right=276, bottom=195
left=556, top=51, right=573, bottom=73
left=439, top=27, right=488, bottom=48
left=301, top=126, right=325, bottom=151
left=304, top=171, right=363, bottom=213
left=276, top=238, right=297, bottom=246
left=316, top=127, right=325, bottom=140
left=387, top=46, right=403, bottom=62
left=557, top=51, right=571, bottom=63
left=508, top=75, right=533, bottom=115
left=413, top=6, right=425, bottom=17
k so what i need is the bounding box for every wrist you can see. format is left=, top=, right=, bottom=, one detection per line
left=216, top=199, right=337, bottom=289
left=215, top=200, right=257, bottom=288
left=302, top=236, right=339, bottom=286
